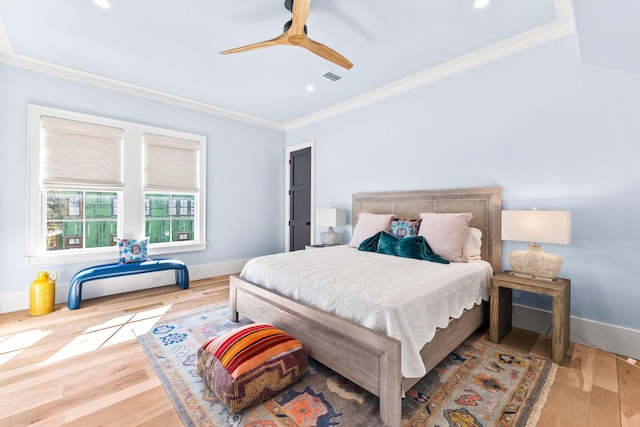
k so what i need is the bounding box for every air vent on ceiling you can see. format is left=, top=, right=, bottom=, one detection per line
left=322, top=71, right=343, bottom=82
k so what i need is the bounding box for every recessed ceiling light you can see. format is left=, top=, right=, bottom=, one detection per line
left=94, top=0, right=111, bottom=9
left=306, top=85, right=315, bottom=92
left=474, top=0, right=490, bottom=9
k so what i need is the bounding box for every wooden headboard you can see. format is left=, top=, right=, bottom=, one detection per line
left=352, top=186, right=502, bottom=273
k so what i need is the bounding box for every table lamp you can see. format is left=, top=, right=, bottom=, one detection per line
left=316, top=208, right=347, bottom=245
left=502, top=210, right=571, bottom=280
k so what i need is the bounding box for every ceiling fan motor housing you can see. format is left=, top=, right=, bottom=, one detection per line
left=284, top=20, right=308, bottom=35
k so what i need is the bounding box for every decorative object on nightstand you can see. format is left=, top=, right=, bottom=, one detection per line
left=316, top=208, right=346, bottom=245
left=502, top=209, right=571, bottom=279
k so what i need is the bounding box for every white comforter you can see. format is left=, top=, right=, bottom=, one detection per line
left=240, top=245, right=493, bottom=378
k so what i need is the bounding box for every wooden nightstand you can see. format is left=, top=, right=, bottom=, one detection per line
left=490, top=270, right=571, bottom=364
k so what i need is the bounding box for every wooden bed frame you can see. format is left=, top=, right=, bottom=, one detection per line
left=230, top=186, right=502, bottom=427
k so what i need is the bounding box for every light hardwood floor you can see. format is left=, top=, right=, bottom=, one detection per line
left=1, top=276, right=639, bottom=426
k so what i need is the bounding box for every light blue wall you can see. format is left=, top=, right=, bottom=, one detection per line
left=286, top=36, right=640, bottom=331
left=0, top=63, right=285, bottom=293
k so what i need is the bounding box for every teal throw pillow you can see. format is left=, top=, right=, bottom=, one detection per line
left=358, top=233, right=381, bottom=252
left=359, top=231, right=449, bottom=264
left=377, top=232, right=427, bottom=260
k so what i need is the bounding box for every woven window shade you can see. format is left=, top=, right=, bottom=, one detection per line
left=41, top=116, right=123, bottom=189
left=143, top=132, right=200, bottom=192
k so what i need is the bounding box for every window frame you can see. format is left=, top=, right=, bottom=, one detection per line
left=27, top=105, right=206, bottom=266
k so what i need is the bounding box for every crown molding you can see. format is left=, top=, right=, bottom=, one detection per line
left=0, top=53, right=284, bottom=132
left=1, top=14, right=282, bottom=130
left=284, top=0, right=576, bottom=131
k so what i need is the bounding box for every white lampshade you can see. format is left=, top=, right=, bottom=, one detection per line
left=316, top=208, right=346, bottom=245
left=316, top=208, right=347, bottom=228
left=502, top=210, right=571, bottom=244
left=501, top=210, right=571, bottom=280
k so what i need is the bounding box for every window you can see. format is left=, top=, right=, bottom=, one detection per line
left=46, top=190, right=118, bottom=251
left=144, top=193, right=195, bottom=244
left=28, top=105, right=206, bottom=266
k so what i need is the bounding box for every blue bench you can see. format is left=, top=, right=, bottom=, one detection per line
left=67, top=258, right=189, bottom=310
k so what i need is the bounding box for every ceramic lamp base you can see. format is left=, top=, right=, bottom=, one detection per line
left=320, top=227, right=342, bottom=245
left=507, top=243, right=563, bottom=280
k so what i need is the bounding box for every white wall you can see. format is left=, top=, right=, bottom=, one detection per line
left=0, top=63, right=285, bottom=310
left=286, top=35, right=640, bottom=357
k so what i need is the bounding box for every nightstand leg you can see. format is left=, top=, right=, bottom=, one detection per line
left=551, top=287, right=570, bottom=364
left=490, top=285, right=513, bottom=343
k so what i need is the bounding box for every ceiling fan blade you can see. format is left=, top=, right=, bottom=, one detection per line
left=299, top=36, right=353, bottom=70
left=289, top=0, right=311, bottom=36
left=220, top=33, right=287, bottom=55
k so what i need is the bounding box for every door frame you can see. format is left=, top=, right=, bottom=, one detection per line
left=285, top=139, right=316, bottom=252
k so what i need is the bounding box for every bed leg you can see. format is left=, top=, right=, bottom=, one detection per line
left=380, top=397, right=401, bottom=427
left=379, top=343, right=402, bottom=427
left=229, top=276, right=239, bottom=322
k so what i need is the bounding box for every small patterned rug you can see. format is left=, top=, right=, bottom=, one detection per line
left=137, top=303, right=556, bottom=427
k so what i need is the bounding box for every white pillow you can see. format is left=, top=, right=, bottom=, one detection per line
left=418, top=212, right=473, bottom=262
left=463, top=227, right=483, bottom=261
left=348, top=213, right=394, bottom=248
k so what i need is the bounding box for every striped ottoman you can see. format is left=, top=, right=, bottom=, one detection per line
left=196, top=323, right=308, bottom=413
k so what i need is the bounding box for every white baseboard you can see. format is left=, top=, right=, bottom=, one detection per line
left=512, top=303, right=640, bottom=360
left=0, top=258, right=249, bottom=314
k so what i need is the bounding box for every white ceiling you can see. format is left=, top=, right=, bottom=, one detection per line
left=0, top=0, right=575, bottom=129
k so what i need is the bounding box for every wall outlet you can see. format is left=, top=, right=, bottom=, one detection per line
left=151, top=275, right=162, bottom=284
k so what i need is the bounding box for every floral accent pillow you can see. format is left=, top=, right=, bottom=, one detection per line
left=117, top=238, right=151, bottom=264
left=390, top=217, right=422, bottom=238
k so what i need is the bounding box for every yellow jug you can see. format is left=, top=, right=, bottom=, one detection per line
left=30, top=271, right=57, bottom=316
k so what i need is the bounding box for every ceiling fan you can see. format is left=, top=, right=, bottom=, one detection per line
left=221, top=0, right=353, bottom=70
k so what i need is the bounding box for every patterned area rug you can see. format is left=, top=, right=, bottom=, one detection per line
left=137, top=304, right=556, bottom=427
